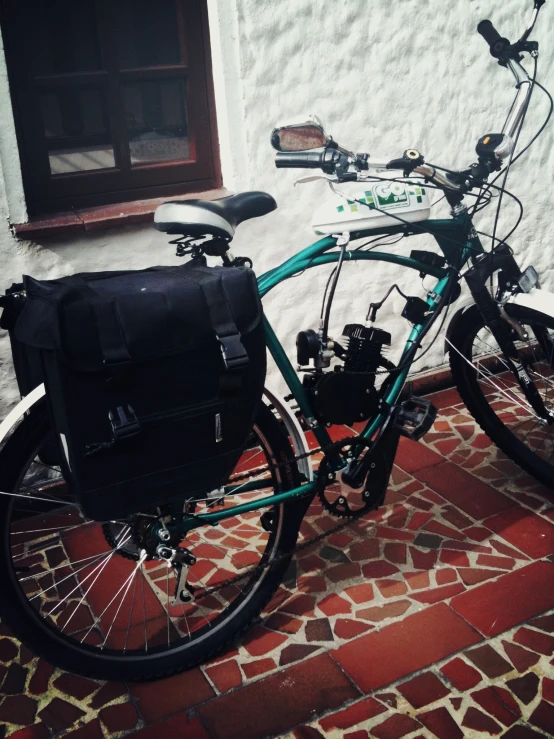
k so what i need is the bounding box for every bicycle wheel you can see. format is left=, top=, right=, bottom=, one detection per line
left=0, top=401, right=307, bottom=681
left=449, top=303, right=554, bottom=488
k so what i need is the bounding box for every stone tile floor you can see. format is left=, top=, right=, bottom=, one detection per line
left=1, top=385, right=554, bottom=738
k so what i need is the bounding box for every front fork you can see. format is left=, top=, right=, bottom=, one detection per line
left=464, top=246, right=552, bottom=422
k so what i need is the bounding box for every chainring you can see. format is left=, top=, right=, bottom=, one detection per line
left=317, top=445, right=390, bottom=519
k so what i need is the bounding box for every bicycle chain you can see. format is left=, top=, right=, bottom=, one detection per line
left=103, top=430, right=376, bottom=598
left=189, top=431, right=374, bottom=599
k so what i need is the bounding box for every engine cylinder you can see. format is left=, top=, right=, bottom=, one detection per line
left=342, top=324, right=391, bottom=374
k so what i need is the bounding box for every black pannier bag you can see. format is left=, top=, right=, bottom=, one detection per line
left=0, top=283, right=60, bottom=466
left=1, top=283, right=44, bottom=396
left=13, top=262, right=266, bottom=521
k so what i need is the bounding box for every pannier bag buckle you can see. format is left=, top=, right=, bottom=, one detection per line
left=109, top=405, right=141, bottom=441
left=85, top=405, right=140, bottom=457
left=218, top=334, right=249, bottom=370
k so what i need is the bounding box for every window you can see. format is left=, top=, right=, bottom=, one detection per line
left=0, top=0, right=220, bottom=215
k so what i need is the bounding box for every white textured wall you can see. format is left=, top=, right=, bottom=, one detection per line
left=0, top=0, right=553, bottom=415
left=224, top=0, right=554, bottom=388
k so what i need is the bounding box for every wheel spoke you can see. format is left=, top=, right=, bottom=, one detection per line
left=3, top=411, right=290, bottom=673
left=101, top=551, right=147, bottom=648
left=454, top=317, right=554, bottom=469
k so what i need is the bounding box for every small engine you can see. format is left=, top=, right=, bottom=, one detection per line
left=299, top=323, right=391, bottom=426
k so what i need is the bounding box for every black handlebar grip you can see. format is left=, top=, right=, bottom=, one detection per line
left=275, top=150, right=325, bottom=169
left=477, top=19, right=510, bottom=59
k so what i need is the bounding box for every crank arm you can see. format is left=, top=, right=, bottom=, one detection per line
left=341, top=423, right=399, bottom=487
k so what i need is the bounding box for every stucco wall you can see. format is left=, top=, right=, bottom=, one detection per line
left=223, top=0, right=554, bottom=380
left=0, top=0, right=553, bottom=416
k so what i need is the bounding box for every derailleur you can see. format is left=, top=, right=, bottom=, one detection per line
left=156, top=545, right=197, bottom=606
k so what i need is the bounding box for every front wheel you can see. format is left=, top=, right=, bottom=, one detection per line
left=0, top=402, right=307, bottom=681
left=449, top=303, right=554, bottom=488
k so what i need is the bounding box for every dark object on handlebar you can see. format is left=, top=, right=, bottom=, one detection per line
left=275, top=146, right=351, bottom=175
left=478, top=7, right=542, bottom=67
left=477, top=20, right=510, bottom=59
left=386, top=149, right=425, bottom=176
left=475, top=133, right=506, bottom=164
left=275, top=150, right=326, bottom=169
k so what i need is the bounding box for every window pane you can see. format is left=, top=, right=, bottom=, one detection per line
left=41, top=89, right=115, bottom=175
left=34, top=0, right=101, bottom=75
left=116, top=0, right=181, bottom=68
left=124, top=80, right=190, bottom=165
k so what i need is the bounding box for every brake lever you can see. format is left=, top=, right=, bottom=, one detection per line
left=294, top=174, right=337, bottom=186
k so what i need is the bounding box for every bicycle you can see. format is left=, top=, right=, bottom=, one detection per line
left=0, top=1, right=552, bottom=680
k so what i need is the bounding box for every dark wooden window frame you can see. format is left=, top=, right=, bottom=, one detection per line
left=0, top=0, right=222, bottom=216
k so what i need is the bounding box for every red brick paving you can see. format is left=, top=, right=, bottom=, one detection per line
left=333, top=602, right=480, bottom=692
left=451, top=561, right=554, bottom=636
left=2, top=385, right=554, bottom=738
left=197, top=654, right=359, bottom=739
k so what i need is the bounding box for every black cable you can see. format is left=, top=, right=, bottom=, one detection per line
left=301, top=72, right=549, bottom=334
left=472, top=181, right=524, bottom=248
left=502, top=90, right=520, bottom=135
left=341, top=168, right=500, bottom=235
left=366, top=283, right=412, bottom=323
left=485, top=57, right=537, bottom=292
left=495, top=78, right=552, bottom=172
left=321, top=241, right=347, bottom=343
left=472, top=74, right=551, bottom=224
left=496, top=188, right=524, bottom=245
left=466, top=65, right=553, bottom=228
left=476, top=230, right=513, bottom=251
left=355, top=171, right=496, bottom=204
left=491, top=57, right=537, bottom=257
left=354, top=233, right=405, bottom=252
left=320, top=268, right=337, bottom=319
left=334, top=189, right=469, bottom=254
left=319, top=233, right=405, bottom=319
left=471, top=61, right=549, bottom=226
left=375, top=271, right=458, bottom=385
left=409, top=290, right=453, bottom=367
left=279, top=255, right=318, bottom=283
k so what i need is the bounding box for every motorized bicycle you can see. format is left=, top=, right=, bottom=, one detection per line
left=0, top=1, right=551, bottom=679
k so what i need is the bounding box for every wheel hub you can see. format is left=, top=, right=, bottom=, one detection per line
left=102, top=513, right=184, bottom=561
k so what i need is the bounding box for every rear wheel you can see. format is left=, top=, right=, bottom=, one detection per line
left=0, top=402, right=307, bottom=681
left=449, top=303, right=554, bottom=488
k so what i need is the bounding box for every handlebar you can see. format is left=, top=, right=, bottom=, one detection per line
left=275, top=151, right=325, bottom=169
left=274, top=5, right=544, bottom=192
left=477, top=20, right=510, bottom=59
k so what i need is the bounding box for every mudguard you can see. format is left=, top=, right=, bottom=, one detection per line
left=505, top=287, right=554, bottom=322
left=445, top=288, right=554, bottom=354
left=444, top=300, right=474, bottom=353
left=0, top=383, right=46, bottom=446
left=263, top=388, right=313, bottom=482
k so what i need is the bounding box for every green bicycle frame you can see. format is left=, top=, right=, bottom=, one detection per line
left=180, top=214, right=484, bottom=534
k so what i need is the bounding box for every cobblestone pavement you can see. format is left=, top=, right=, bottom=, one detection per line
left=1, top=386, right=554, bottom=738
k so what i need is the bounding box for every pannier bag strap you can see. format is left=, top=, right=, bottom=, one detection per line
left=61, top=276, right=132, bottom=367
left=91, top=298, right=132, bottom=366
left=181, top=269, right=249, bottom=370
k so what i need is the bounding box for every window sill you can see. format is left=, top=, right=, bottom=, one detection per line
left=11, top=188, right=230, bottom=241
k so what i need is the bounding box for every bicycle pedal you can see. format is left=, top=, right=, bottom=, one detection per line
left=392, top=396, right=437, bottom=441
